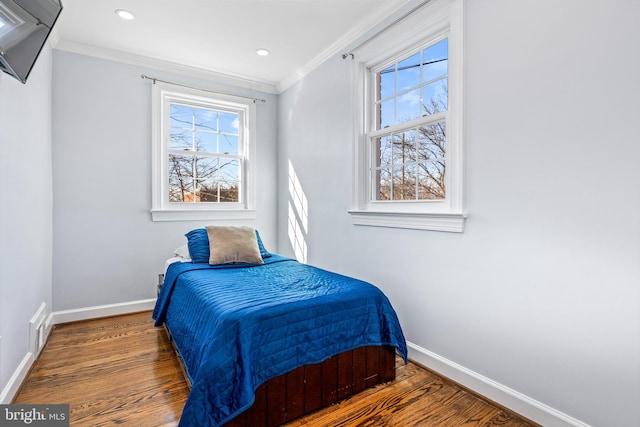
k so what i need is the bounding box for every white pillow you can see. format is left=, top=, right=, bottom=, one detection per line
left=174, top=245, right=190, bottom=259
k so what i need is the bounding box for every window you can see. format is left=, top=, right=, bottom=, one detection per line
left=151, top=82, right=256, bottom=221
left=373, top=38, right=448, bottom=202
left=349, top=0, right=464, bottom=232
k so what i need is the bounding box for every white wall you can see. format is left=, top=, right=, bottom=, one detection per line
left=0, top=46, right=54, bottom=399
left=51, top=50, right=278, bottom=311
left=2, top=1, right=637, bottom=423
left=277, top=1, right=640, bottom=426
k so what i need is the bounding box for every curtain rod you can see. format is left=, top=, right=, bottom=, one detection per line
left=140, top=74, right=267, bottom=104
left=342, top=0, right=432, bottom=59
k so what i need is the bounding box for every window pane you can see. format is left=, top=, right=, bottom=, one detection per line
left=403, top=130, right=418, bottom=163
left=377, top=166, right=392, bottom=201
left=194, top=157, right=218, bottom=191
left=379, top=65, right=395, bottom=100
left=195, top=157, right=220, bottom=202
left=170, top=104, right=193, bottom=129
left=391, top=131, right=416, bottom=167
left=422, top=77, right=448, bottom=116
left=219, top=112, right=239, bottom=134
left=218, top=159, right=240, bottom=202
left=417, top=121, right=445, bottom=200
left=218, top=158, right=239, bottom=182
left=168, top=154, right=195, bottom=202
left=194, top=108, right=217, bottom=132
left=398, top=88, right=421, bottom=123
left=199, top=177, right=217, bottom=202
left=219, top=181, right=239, bottom=202
left=422, top=38, right=448, bottom=82
left=397, top=52, right=421, bottom=91
left=377, top=135, right=392, bottom=169
left=380, top=99, right=395, bottom=129
left=402, top=162, right=418, bottom=199
left=418, top=121, right=446, bottom=161
left=169, top=129, right=192, bottom=150
left=392, top=165, right=409, bottom=200
left=374, top=136, right=392, bottom=200
left=199, top=157, right=241, bottom=203
left=418, top=161, right=445, bottom=199
left=195, top=131, right=217, bottom=152
left=220, top=134, right=238, bottom=154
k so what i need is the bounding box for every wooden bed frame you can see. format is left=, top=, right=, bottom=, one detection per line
left=163, top=325, right=396, bottom=426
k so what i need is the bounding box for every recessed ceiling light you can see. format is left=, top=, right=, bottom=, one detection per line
left=115, top=9, right=135, bottom=20
left=256, top=48, right=270, bottom=57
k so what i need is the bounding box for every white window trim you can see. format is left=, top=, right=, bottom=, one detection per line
left=348, top=0, right=465, bottom=233
left=151, top=82, right=257, bottom=221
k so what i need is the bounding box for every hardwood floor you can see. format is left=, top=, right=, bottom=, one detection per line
left=13, top=312, right=538, bottom=426
left=13, top=312, right=189, bottom=426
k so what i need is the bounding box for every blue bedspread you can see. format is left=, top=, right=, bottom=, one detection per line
left=152, top=255, right=407, bottom=427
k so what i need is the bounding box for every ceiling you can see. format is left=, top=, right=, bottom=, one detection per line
left=53, top=0, right=412, bottom=92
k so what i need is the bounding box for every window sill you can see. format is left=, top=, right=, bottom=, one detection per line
left=151, top=209, right=257, bottom=222
left=348, top=210, right=466, bottom=233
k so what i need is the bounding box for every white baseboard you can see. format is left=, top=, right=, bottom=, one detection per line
left=1, top=299, right=156, bottom=405
left=0, top=352, right=33, bottom=404
left=50, top=299, right=156, bottom=325
left=407, top=341, right=591, bottom=427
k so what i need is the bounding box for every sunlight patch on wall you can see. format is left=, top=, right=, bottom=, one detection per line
left=287, top=160, right=308, bottom=263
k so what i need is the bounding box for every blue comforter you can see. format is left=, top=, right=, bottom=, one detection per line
left=152, top=255, right=407, bottom=427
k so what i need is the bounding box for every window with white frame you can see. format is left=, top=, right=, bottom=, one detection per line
left=349, top=0, right=464, bottom=232
left=151, top=82, right=256, bottom=221
left=373, top=38, right=448, bottom=202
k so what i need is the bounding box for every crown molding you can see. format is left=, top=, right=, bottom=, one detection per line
left=53, top=40, right=279, bottom=94
left=277, top=0, right=415, bottom=92
left=48, top=27, right=61, bottom=47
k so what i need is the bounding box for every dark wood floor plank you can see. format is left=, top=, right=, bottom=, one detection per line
left=13, top=311, right=538, bottom=427
left=13, top=312, right=189, bottom=427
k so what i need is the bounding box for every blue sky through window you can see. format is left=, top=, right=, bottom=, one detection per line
left=169, top=104, right=239, bottom=154
left=378, top=38, right=448, bottom=129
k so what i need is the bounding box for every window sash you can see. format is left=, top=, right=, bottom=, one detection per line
left=167, top=153, right=243, bottom=204
left=369, top=117, right=446, bottom=202
left=163, top=99, right=245, bottom=206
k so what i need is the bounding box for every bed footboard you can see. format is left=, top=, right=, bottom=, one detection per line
left=224, top=345, right=397, bottom=427
left=164, top=323, right=396, bottom=426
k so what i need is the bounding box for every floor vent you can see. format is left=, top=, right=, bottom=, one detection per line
left=29, top=303, right=47, bottom=360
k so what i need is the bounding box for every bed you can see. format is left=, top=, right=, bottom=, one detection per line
left=153, top=226, right=407, bottom=427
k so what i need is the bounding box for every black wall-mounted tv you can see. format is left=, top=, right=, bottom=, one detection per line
left=0, top=0, right=63, bottom=83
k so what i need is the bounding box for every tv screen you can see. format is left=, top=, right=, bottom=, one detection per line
left=0, top=0, right=63, bottom=83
